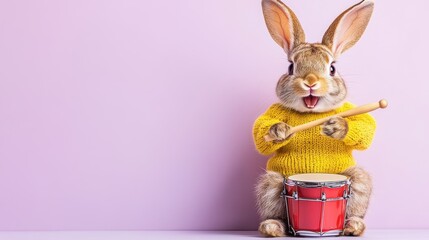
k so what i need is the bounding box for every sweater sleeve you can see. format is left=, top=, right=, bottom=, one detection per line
left=253, top=104, right=292, bottom=156
left=341, top=103, right=377, bottom=150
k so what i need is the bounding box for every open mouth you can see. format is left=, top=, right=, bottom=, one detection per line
left=303, top=95, right=319, bottom=109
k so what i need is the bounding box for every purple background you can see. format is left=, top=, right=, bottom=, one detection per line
left=0, top=0, right=427, bottom=230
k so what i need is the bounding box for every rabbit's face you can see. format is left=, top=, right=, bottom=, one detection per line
left=262, top=0, right=374, bottom=113
left=276, top=43, right=347, bottom=113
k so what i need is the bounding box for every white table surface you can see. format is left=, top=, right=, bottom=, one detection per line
left=0, top=230, right=427, bottom=240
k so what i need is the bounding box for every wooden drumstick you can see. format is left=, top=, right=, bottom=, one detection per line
left=264, top=99, right=388, bottom=142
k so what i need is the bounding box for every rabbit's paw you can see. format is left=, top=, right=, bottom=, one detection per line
left=343, top=217, right=366, bottom=236
left=322, top=116, right=348, bottom=140
left=258, top=219, right=286, bottom=237
left=269, top=122, right=291, bottom=142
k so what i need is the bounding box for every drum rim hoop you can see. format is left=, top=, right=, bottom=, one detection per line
left=286, top=174, right=350, bottom=188
left=285, top=180, right=350, bottom=188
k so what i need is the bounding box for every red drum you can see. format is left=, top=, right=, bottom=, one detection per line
left=283, top=173, right=351, bottom=237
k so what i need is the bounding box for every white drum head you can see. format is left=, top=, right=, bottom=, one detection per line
left=288, top=173, right=347, bottom=183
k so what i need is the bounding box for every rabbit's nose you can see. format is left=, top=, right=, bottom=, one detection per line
left=304, top=82, right=318, bottom=88
left=304, top=73, right=318, bottom=84
left=303, top=74, right=321, bottom=90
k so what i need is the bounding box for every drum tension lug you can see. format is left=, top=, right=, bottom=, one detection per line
left=321, top=192, right=326, bottom=202
left=343, top=189, right=353, bottom=199
left=343, top=190, right=351, bottom=199
left=292, top=191, right=298, bottom=200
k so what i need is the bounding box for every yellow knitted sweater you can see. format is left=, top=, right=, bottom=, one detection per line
left=253, top=102, right=376, bottom=176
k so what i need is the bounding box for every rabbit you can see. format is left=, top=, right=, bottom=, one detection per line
left=254, top=0, right=376, bottom=237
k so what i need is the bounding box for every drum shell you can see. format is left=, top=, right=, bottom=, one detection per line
left=285, top=179, right=349, bottom=235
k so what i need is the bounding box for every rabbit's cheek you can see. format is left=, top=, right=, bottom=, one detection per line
left=328, top=76, right=346, bottom=96
left=276, top=74, right=290, bottom=89
left=315, top=78, right=330, bottom=95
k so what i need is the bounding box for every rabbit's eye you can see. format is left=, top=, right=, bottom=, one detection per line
left=288, top=63, right=294, bottom=75
left=330, top=64, right=336, bottom=76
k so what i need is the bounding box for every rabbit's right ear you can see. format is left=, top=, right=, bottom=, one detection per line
left=262, top=0, right=305, bottom=55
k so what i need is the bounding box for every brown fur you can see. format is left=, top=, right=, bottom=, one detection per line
left=261, top=0, right=305, bottom=53
left=268, top=122, right=291, bottom=142
left=259, top=219, right=286, bottom=237
left=255, top=171, right=285, bottom=221
left=255, top=171, right=286, bottom=237
left=262, top=0, right=374, bottom=113
left=322, top=116, right=349, bottom=140
left=341, top=166, right=373, bottom=236
left=275, top=42, right=348, bottom=113
left=322, top=1, right=374, bottom=57
left=343, top=216, right=366, bottom=236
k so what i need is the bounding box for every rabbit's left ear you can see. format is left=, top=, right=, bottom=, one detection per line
left=322, top=0, right=374, bottom=58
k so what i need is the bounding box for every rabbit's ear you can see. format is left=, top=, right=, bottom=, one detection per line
left=322, top=0, right=374, bottom=58
left=262, top=0, right=305, bottom=55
